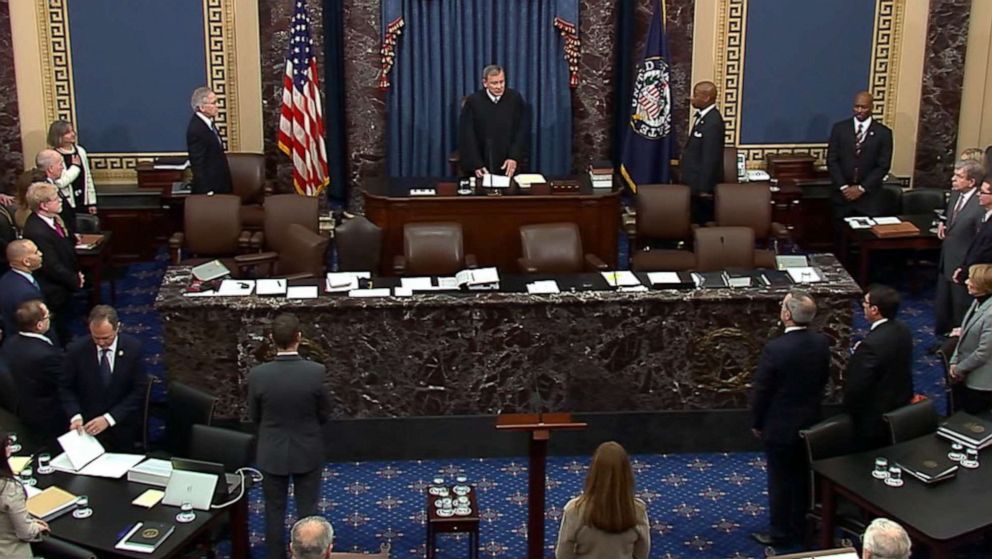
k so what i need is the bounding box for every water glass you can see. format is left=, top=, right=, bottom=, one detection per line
left=948, top=443, right=965, bottom=462
left=36, top=453, right=53, bottom=475
left=961, top=448, right=980, bottom=469
left=19, top=466, right=35, bottom=486
left=72, top=495, right=92, bottom=519
left=176, top=501, right=196, bottom=523
left=872, top=457, right=889, bottom=479
left=8, top=432, right=21, bottom=454
left=884, top=465, right=903, bottom=487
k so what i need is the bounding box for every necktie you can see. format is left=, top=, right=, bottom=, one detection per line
left=693, top=113, right=702, bottom=128
left=100, top=348, right=112, bottom=386
left=53, top=216, right=67, bottom=238
left=950, top=194, right=967, bottom=225
left=211, top=122, right=224, bottom=147
left=855, top=122, right=866, bottom=154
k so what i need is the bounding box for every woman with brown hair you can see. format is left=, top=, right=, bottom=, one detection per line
left=555, top=442, right=650, bottom=559
left=949, top=263, right=992, bottom=413
left=0, top=432, right=49, bottom=559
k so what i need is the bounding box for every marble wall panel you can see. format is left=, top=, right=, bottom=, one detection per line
left=913, top=0, right=970, bottom=188
left=0, top=2, right=23, bottom=194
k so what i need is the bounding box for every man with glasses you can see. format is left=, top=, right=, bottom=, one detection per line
left=955, top=180, right=992, bottom=285
left=186, top=86, right=233, bottom=194
left=936, top=161, right=984, bottom=337
left=1, top=299, right=66, bottom=450
left=844, top=285, right=914, bottom=451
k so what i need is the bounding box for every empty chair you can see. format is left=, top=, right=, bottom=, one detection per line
left=168, top=194, right=253, bottom=265
left=877, top=183, right=903, bottom=216
left=722, top=145, right=740, bottom=183
left=518, top=222, right=608, bottom=274
left=189, top=424, right=256, bottom=471
left=163, top=381, right=217, bottom=457
left=882, top=399, right=939, bottom=444
left=226, top=152, right=271, bottom=229
left=901, top=188, right=946, bottom=215
left=239, top=194, right=327, bottom=278
left=336, top=215, right=384, bottom=272
left=799, top=414, right=866, bottom=546
left=32, top=537, right=98, bottom=559
left=714, top=183, right=787, bottom=267
left=693, top=226, right=756, bottom=271
left=260, top=193, right=320, bottom=251
left=629, top=184, right=696, bottom=272
left=394, top=222, right=476, bottom=275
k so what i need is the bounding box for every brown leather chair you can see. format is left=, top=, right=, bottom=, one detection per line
left=713, top=183, right=787, bottom=268
left=168, top=194, right=253, bottom=266
left=226, top=153, right=272, bottom=229
left=722, top=145, right=740, bottom=183
left=693, top=226, right=756, bottom=271
left=335, top=215, right=383, bottom=272
left=629, top=184, right=696, bottom=271
left=518, top=222, right=608, bottom=273
left=393, top=222, right=476, bottom=275
left=247, top=194, right=326, bottom=278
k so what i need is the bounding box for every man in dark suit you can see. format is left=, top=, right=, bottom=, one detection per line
left=0, top=240, right=44, bottom=342
left=249, top=313, right=330, bottom=559
left=59, top=305, right=148, bottom=452
left=954, top=180, right=992, bottom=284
left=2, top=300, right=66, bottom=451
left=936, top=160, right=984, bottom=335
left=750, top=290, right=830, bottom=548
left=458, top=64, right=529, bottom=178
left=22, top=182, right=83, bottom=346
left=186, top=86, right=233, bottom=195
left=827, top=91, right=893, bottom=221
left=36, top=149, right=77, bottom=237
left=681, top=81, right=725, bottom=224
left=844, top=285, right=914, bottom=451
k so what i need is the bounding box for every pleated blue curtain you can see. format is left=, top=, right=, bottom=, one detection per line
left=386, top=0, right=572, bottom=177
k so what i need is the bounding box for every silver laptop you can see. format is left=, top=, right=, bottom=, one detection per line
left=162, top=469, right=218, bottom=511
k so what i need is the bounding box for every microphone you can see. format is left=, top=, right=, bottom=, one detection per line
left=486, top=137, right=495, bottom=182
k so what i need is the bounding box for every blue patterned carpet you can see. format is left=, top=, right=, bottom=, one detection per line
left=75, top=252, right=950, bottom=559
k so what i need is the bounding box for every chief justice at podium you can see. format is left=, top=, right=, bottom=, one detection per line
left=457, top=64, right=529, bottom=178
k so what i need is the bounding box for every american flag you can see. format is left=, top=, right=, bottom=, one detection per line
left=277, top=0, right=329, bottom=197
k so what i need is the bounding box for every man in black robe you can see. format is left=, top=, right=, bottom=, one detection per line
left=458, top=65, right=528, bottom=178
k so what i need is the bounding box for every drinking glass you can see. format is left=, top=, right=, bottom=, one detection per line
left=8, top=432, right=21, bottom=454
left=962, top=448, right=980, bottom=469
left=947, top=443, right=965, bottom=462
left=36, top=453, right=53, bottom=475
left=176, top=501, right=196, bottom=523
left=872, top=457, right=889, bottom=479
left=73, top=495, right=92, bottom=519
left=19, top=466, right=35, bottom=487
left=884, top=466, right=903, bottom=487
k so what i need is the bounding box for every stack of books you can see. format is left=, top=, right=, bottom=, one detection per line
left=891, top=443, right=958, bottom=484
left=588, top=160, right=614, bottom=189
left=937, top=412, right=992, bottom=449
left=115, top=521, right=176, bottom=553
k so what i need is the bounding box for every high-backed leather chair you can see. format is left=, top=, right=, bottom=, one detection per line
left=245, top=195, right=327, bottom=278
left=394, top=222, right=475, bottom=275
left=882, top=399, right=939, bottom=445
left=713, top=183, right=786, bottom=268
left=518, top=222, right=608, bottom=274
left=799, top=414, right=866, bottom=546
left=227, top=152, right=271, bottom=229
left=722, top=145, right=740, bottom=183
left=190, top=424, right=256, bottom=472
left=336, top=215, right=384, bottom=272
left=164, top=381, right=216, bottom=457
left=629, top=184, right=695, bottom=271
left=877, top=183, right=903, bottom=215
left=693, top=226, right=756, bottom=271
left=901, top=187, right=946, bottom=215
left=168, top=194, right=252, bottom=265
left=260, top=194, right=320, bottom=252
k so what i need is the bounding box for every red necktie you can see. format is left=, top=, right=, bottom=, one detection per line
left=54, top=217, right=67, bottom=238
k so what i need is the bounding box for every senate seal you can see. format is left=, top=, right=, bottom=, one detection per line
left=629, top=56, right=672, bottom=140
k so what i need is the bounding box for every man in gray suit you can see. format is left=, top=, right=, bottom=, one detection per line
left=248, top=313, right=331, bottom=559
left=936, top=159, right=985, bottom=336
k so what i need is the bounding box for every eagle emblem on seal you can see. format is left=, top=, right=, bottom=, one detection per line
left=629, top=56, right=672, bottom=140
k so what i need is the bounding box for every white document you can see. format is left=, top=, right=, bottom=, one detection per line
left=787, top=267, right=822, bottom=283
left=618, top=285, right=649, bottom=292
left=601, top=271, right=642, bottom=287
left=77, top=454, right=145, bottom=478
left=646, top=272, right=682, bottom=285
left=217, top=279, right=255, bottom=296
left=58, top=430, right=105, bottom=471
left=527, top=280, right=560, bottom=294
left=401, top=277, right=435, bottom=290
left=325, top=272, right=369, bottom=293
left=286, top=286, right=318, bottom=299
left=393, top=287, right=413, bottom=297
left=844, top=216, right=875, bottom=229
left=775, top=255, right=809, bottom=270
left=874, top=216, right=902, bottom=225
left=256, top=279, right=287, bottom=296
left=482, top=174, right=511, bottom=188
left=436, top=277, right=460, bottom=290
left=348, top=288, right=391, bottom=298
left=514, top=173, right=547, bottom=188
left=456, top=267, right=500, bottom=286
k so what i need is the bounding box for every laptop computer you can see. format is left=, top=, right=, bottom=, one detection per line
left=162, top=469, right=218, bottom=511
left=170, top=457, right=241, bottom=503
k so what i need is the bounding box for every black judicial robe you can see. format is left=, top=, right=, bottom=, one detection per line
left=457, top=88, right=528, bottom=175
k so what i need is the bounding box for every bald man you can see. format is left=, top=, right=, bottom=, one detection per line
left=0, top=240, right=45, bottom=342
left=827, top=91, right=893, bottom=225
left=681, top=81, right=725, bottom=223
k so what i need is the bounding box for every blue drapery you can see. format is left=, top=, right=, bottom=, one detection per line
left=383, top=0, right=575, bottom=177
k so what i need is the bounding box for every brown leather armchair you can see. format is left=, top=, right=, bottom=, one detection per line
left=393, top=222, right=476, bottom=275
left=518, top=222, right=608, bottom=273
left=168, top=194, right=253, bottom=268
left=713, top=183, right=787, bottom=268
left=693, top=226, right=757, bottom=272
left=722, top=145, right=740, bottom=183
left=629, top=184, right=696, bottom=272
left=245, top=194, right=327, bottom=278
left=335, top=215, right=383, bottom=272
left=226, top=153, right=273, bottom=229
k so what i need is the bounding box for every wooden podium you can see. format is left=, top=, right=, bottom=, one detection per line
left=496, top=413, right=586, bottom=559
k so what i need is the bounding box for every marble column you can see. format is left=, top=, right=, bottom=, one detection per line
left=0, top=2, right=24, bottom=194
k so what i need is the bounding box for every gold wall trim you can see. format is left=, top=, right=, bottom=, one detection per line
left=35, top=0, right=240, bottom=184
left=715, top=0, right=902, bottom=167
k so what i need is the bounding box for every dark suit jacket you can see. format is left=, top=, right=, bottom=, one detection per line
left=21, top=213, right=78, bottom=310
left=751, top=329, right=831, bottom=444
left=826, top=118, right=893, bottom=216
left=843, top=319, right=914, bottom=449
left=457, top=88, right=529, bottom=175
left=0, top=205, right=15, bottom=274
left=0, top=271, right=43, bottom=340
left=186, top=113, right=233, bottom=195
left=941, top=190, right=983, bottom=279
left=248, top=354, right=330, bottom=475
left=681, top=108, right=725, bottom=195
left=1, top=333, right=66, bottom=446
left=961, top=213, right=992, bottom=276
left=59, top=333, right=148, bottom=450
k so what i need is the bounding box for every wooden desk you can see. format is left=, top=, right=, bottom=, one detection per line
left=363, top=177, right=621, bottom=274
left=426, top=484, right=479, bottom=559
left=75, top=232, right=115, bottom=306
left=841, top=214, right=940, bottom=287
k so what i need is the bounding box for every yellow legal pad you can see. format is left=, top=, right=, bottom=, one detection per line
left=132, top=489, right=165, bottom=508
left=26, top=486, right=78, bottom=519
left=7, top=456, right=31, bottom=475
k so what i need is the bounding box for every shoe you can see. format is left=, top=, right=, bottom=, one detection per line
left=750, top=532, right=795, bottom=546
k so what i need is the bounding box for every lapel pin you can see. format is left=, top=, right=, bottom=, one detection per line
left=118, top=349, right=124, bottom=357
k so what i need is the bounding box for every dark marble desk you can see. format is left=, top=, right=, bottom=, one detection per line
left=155, top=254, right=861, bottom=421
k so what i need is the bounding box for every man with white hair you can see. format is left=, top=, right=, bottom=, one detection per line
left=186, top=86, right=233, bottom=194
left=862, top=517, right=911, bottom=559
left=290, top=516, right=334, bottom=559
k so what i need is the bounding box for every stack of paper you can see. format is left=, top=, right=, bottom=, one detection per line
left=53, top=430, right=145, bottom=478
left=26, top=486, right=78, bottom=520
left=527, top=280, right=560, bottom=294
left=256, top=279, right=287, bottom=296
left=216, top=279, right=255, bottom=296
left=325, top=272, right=369, bottom=293
left=601, top=271, right=642, bottom=288
left=786, top=267, right=822, bottom=283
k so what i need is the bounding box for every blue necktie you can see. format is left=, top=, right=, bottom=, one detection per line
left=100, top=349, right=112, bottom=386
